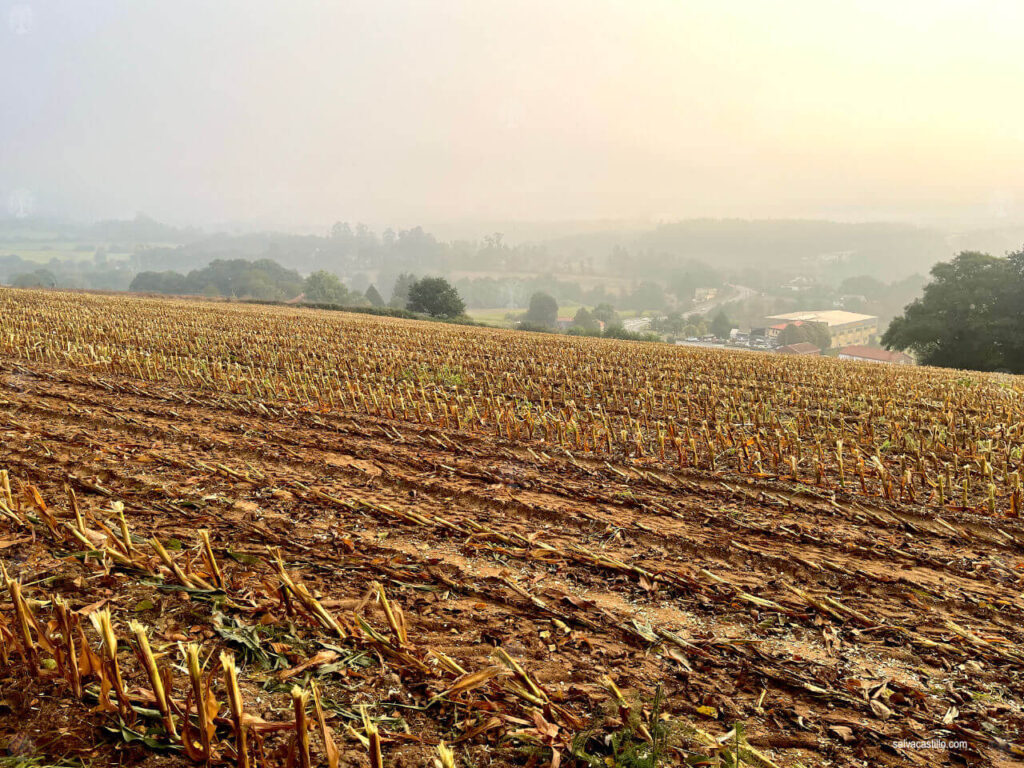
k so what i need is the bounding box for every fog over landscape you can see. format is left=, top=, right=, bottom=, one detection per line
left=4, top=1, right=1024, bottom=231
left=2, top=1, right=1024, bottom=368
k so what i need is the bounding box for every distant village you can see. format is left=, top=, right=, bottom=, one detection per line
left=675, top=309, right=914, bottom=365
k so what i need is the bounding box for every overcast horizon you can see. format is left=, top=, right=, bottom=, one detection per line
left=4, top=1, right=1024, bottom=234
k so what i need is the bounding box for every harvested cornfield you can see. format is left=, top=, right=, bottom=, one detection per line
left=0, top=287, right=1023, bottom=767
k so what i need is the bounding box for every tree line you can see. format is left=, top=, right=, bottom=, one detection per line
left=129, top=260, right=466, bottom=319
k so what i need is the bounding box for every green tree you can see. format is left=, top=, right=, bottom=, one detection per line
left=591, top=302, right=620, bottom=328
left=883, top=250, right=1024, bottom=372
left=776, top=323, right=809, bottom=346
left=389, top=273, right=417, bottom=309
left=407, top=277, right=466, bottom=318
left=523, top=292, right=558, bottom=328
left=173, top=258, right=303, bottom=300
left=653, top=311, right=685, bottom=334
left=365, top=284, right=385, bottom=307
left=778, top=323, right=827, bottom=350
left=304, top=270, right=352, bottom=304
left=710, top=310, right=735, bottom=339
left=130, top=270, right=187, bottom=294
left=805, top=322, right=833, bottom=351
left=571, top=306, right=601, bottom=333
left=11, top=269, right=57, bottom=288
left=777, top=322, right=830, bottom=349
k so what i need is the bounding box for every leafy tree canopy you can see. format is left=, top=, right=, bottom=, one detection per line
left=572, top=306, right=602, bottom=333
left=130, top=258, right=304, bottom=301
left=130, top=270, right=187, bottom=294
left=709, top=310, right=736, bottom=339
left=304, top=270, right=353, bottom=305
left=523, top=292, right=558, bottom=328
left=652, top=311, right=685, bottom=335
left=883, top=250, right=1024, bottom=372
left=407, top=276, right=466, bottom=318
left=778, top=322, right=831, bottom=350
left=11, top=269, right=57, bottom=288
left=591, top=302, right=620, bottom=328
left=389, top=273, right=417, bottom=309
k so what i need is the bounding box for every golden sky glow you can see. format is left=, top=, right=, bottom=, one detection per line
left=2, top=0, right=1022, bottom=228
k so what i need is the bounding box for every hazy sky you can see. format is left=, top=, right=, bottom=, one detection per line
left=3, top=1, right=1023, bottom=231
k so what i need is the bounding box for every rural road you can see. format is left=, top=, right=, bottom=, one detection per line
left=690, top=283, right=756, bottom=316
left=623, top=316, right=651, bottom=332
left=625, top=284, right=756, bottom=332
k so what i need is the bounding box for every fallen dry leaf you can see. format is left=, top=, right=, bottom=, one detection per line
left=276, top=650, right=340, bottom=680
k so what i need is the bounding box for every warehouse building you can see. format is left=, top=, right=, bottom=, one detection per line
left=766, top=310, right=877, bottom=348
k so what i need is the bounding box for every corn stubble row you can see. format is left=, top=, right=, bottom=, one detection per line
left=0, top=472, right=570, bottom=767
left=2, top=288, right=1021, bottom=517
left=3, top=289, right=1021, bottom=765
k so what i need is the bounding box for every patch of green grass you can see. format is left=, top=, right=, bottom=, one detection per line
left=571, top=685, right=672, bottom=768
left=570, top=688, right=775, bottom=768
left=464, top=307, right=519, bottom=326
